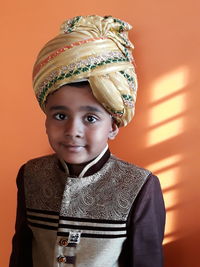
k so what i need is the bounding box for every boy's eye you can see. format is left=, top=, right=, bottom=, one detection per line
left=85, top=115, right=98, bottom=123
left=54, top=113, right=67, bottom=120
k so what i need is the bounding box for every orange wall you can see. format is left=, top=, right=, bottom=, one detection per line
left=1, top=1, right=200, bottom=266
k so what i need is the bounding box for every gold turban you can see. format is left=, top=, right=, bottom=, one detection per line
left=33, top=15, right=138, bottom=127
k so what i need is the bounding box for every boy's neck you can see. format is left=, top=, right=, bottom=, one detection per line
left=61, top=145, right=110, bottom=178
left=67, top=161, right=92, bottom=177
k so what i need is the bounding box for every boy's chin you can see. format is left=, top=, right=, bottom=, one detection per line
left=57, top=153, right=92, bottom=165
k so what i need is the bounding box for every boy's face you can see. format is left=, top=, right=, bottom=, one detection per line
left=45, top=84, right=118, bottom=164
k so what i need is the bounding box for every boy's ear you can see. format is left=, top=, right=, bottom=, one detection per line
left=108, top=122, right=119, bottom=140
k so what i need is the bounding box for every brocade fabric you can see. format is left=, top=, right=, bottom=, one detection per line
left=9, top=153, right=165, bottom=267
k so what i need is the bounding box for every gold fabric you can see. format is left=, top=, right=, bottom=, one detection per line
left=33, top=15, right=138, bottom=127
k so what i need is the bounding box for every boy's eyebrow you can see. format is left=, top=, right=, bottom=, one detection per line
left=48, top=105, right=102, bottom=113
left=49, top=105, right=69, bottom=111
left=79, top=105, right=102, bottom=113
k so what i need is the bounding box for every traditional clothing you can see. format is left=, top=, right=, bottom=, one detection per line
left=10, top=15, right=165, bottom=267
left=10, top=150, right=165, bottom=267
left=33, top=15, right=137, bottom=127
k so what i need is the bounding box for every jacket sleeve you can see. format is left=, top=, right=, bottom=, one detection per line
left=9, top=165, right=33, bottom=267
left=119, top=173, right=166, bottom=267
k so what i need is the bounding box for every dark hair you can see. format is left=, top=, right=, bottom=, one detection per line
left=65, top=81, right=90, bottom=88
left=45, top=81, right=90, bottom=106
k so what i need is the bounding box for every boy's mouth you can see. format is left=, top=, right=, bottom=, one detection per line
left=61, top=143, right=86, bottom=152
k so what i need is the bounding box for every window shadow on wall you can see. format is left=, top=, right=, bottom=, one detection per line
left=110, top=64, right=200, bottom=267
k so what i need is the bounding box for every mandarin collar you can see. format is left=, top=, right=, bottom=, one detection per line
left=58, top=145, right=111, bottom=178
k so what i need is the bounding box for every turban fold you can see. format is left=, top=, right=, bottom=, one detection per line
left=33, top=15, right=138, bottom=127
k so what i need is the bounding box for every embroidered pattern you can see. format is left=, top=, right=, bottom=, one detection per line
left=112, top=17, right=132, bottom=32
left=119, top=70, right=134, bottom=83
left=24, top=154, right=150, bottom=220
left=122, top=94, right=134, bottom=108
left=37, top=51, right=129, bottom=105
left=119, top=70, right=136, bottom=91
left=33, top=37, right=108, bottom=78
left=105, top=106, right=124, bottom=118
left=62, top=16, right=82, bottom=33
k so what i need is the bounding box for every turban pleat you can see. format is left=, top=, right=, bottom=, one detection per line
left=33, top=15, right=138, bottom=127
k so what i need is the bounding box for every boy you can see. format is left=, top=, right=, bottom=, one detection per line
left=10, top=15, right=165, bottom=267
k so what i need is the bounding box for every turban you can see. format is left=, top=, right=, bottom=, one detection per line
left=33, top=15, right=138, bottom=127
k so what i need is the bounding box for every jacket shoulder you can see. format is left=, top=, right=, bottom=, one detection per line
left=110, top=155, right=151, bottom=177
left=24, top=154, right=58, bottom=169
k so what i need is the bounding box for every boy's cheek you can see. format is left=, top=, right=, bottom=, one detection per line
left=45, top=122, right=57, bottom=138
left=45, top=118, right=58, bottom=131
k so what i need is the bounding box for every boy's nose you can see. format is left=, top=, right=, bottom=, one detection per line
left=64, top=118, right=83, bottom=138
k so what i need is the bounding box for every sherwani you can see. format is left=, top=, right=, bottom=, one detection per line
left=9, top=150, right=165, bottom=267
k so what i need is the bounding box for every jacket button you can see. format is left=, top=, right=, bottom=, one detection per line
left=57, top=256, right=67, bottom=263
left=59, top=238, right=68, bottom=247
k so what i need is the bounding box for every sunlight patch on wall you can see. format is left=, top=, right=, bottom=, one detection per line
left=147, top=67, right=188, bottom=146
left=146, top=154, right=182, bottom=188
left=157, top=166, right=181, bottom=245
left=145, top=67, right=189, bottom=244
left=149, top=93, right=186, bottom=126
left=146, top=154, right=182, bottom=173
left=146, top=155, right=184, bottom=245
left=150, top=66, right=188, bottom=102
left=146, top=158, right=181, bottom=212
left=147, top=118, right=184, bottom=146
left=158, top=166, right=181, bottom=189
left=163, top=209, right=180, bottom=245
